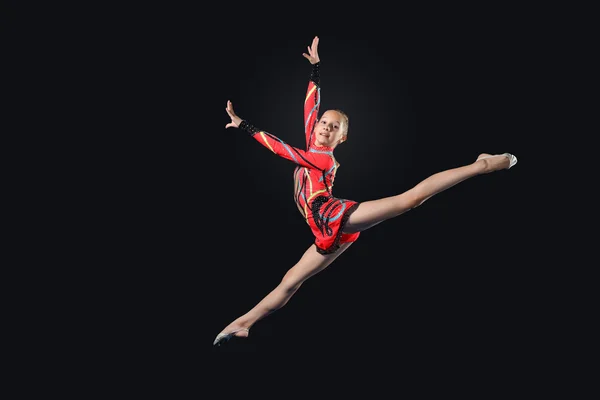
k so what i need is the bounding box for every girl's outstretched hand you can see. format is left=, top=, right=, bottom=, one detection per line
left=302, top=36, right=320, bottom=65
left=225, top=100, right=242, bottom=129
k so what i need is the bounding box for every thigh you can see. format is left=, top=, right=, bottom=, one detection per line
left=283, top=242, right=353, bottom=286
left=344, top=194, right=414, bottom=233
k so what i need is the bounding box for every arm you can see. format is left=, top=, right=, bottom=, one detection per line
left=302, top=36, right=321, bottom=150
left=225, top=100, right=330, bottom=171
left=304, top=62, right=320, bottom=150
left=239, top=120, right=330, bottom=171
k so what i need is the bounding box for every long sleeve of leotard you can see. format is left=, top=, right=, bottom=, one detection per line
left=240, top=120, right=331, bottom=171
left=304, top=62, right=321, bottom=150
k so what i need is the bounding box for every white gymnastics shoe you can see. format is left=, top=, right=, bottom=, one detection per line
left=213, top=328, right=250, bottom=346
left=478, top=153, right=518, bottom=169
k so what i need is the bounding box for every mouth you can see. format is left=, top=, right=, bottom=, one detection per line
left=319, top=132, right=330, bottom=138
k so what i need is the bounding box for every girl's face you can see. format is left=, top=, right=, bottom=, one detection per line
left=314, top=110, right=346, bottom=148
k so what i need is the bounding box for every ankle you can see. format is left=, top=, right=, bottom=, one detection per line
left=227, top=319, right=252, bottom=331
left=473, top=159, right=488, bottom=174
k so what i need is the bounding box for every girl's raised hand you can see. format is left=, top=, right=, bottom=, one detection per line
left=302, top=36, right=320, bottom=65
left=225, top=100, right=242, bottom=129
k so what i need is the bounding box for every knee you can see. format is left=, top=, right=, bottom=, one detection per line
left=401, top=190, right=426, bottom=210
left=280, top=272, right=302, bottom=293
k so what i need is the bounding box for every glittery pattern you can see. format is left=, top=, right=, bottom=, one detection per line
left=239, top=120, right=259, bottom=136
left=310, top=62, right=320, bottom=86
left=315, top=202, right=360, bottom=255
left=311, top=195, right=334, bottom=237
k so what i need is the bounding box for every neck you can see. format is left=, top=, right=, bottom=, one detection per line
left=313, top=141, right=334, bottom=150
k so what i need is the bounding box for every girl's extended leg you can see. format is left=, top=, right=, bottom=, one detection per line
left=213, top=242, right=353, bottom=344
left=344, top=153, right=513, bottom=233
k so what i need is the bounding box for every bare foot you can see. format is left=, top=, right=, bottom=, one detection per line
left=476, top=153, right=511, bottom=173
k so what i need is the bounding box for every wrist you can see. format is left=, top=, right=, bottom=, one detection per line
left=239, top=120, right=259, bottom=136
left=310, top=62, right=320, bottom=85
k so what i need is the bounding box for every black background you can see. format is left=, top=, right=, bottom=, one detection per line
left=9, top=3, right=568, bottom=385
left=194, top=22, right=538, bottom=355
left=89, top=15, right=539, bottom=347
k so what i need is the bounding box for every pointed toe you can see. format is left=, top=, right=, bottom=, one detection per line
left=502, top=153, right=517, bottom=169
left=212, top=328, right=250, bottom=346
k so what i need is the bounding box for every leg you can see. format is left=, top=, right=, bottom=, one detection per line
left=344, top=153, right=513, bottom=233
left=214, top=242, right=353, bottom=344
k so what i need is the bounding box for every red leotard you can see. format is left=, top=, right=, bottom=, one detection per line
left=239, top=62, right=360, bottom=255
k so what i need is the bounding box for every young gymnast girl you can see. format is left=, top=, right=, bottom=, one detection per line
left=214, top=36, right=517, bottom=346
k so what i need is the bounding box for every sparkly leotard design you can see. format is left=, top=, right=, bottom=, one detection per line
left=239, top=62, right=360, bottom=255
